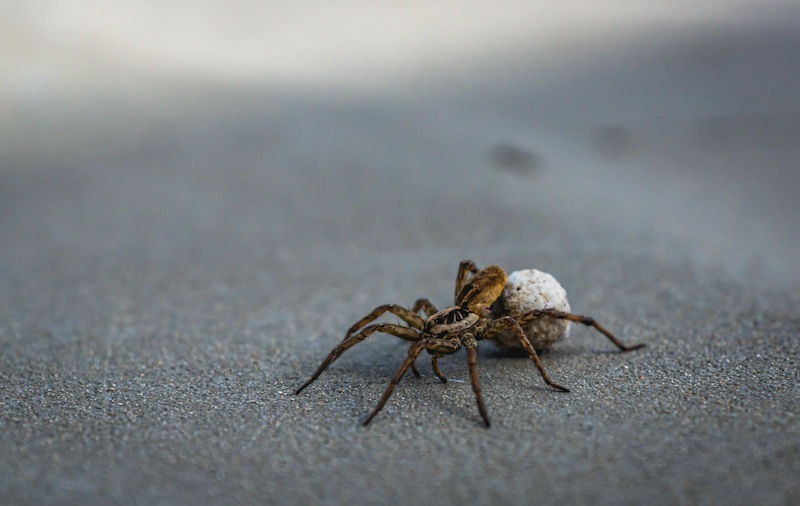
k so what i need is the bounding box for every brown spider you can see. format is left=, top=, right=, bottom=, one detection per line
left=295, top=260, right=644, bottom=427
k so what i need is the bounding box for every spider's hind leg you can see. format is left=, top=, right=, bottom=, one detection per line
left=483, top=316, right=570, bottom=393
left=517, top=308, right=645, bottom=352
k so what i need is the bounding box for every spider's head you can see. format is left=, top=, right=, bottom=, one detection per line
left=456, top=265, right=507, bottom=315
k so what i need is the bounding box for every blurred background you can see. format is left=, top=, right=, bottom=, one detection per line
left=3, top=1, right=799, bottom=286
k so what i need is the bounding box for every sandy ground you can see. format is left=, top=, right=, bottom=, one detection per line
left=2, top=3, right=799, bottom=505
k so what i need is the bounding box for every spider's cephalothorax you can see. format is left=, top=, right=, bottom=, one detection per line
left=295, top=261, right=644, bottom=427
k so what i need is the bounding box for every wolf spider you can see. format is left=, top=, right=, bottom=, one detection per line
left=295, top=260, right=644, bottom=427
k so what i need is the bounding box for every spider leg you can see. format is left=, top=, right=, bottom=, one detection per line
left=517, top=308, right=645, bottom=352
left=342, top=304, right=426, bottom=343
left=454, top=260, right=479, bottom=302
left=466, top=344, right=491, bottom=427
left=411, top=298, right=438, bottom=317
left=484, top=317, right=570, bottom=393
left=338, top=302, right=435, bottom=381
left=431, top=354, right=447, bottom=383
left=363, top=340, right=429, bottom=426
left=295, top=323, right=420, bottom=395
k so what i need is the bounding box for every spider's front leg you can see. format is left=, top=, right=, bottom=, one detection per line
left=431, top=354, right=448, bottom=383
left=464, top=337, right=491, bottom=427
left=363, top=340, right=430, bottom=426
left=342, top=304, right=426, bottom=342
left=483, top=316, right=570, bottom=393
left=364, top=336, right=461, bottom=426
left=295, top=323, right=420, bottom=395
left=516, top=308, right=645, bottom=352
left=411, top=298, right=439, bottom=318
left=455, top=260, right=479, bottom=302
left=336, top=301, right=438, bottom=379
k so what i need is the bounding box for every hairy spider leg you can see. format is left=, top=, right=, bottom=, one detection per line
left=404, top=298, right=440, bottom=377
left=338, top=301, right=437, bottom=379
left=342, top=304, right=426, bottom=343
left=516, top=308, right=646, bottom=352
left=431, top=354, right=447, bottom=383
left=411, top=298, right=439, bottom=318
left=454, top=260, right=479, bottom=302
left=483, top=316, right=571, bottom=393
left=364, top=336, right=464, bottom=426
left=363, top=341, right=430, bottom=426
left=295, top=323, right=420, bottom=395
left=465, top=343, right=491, bottom=427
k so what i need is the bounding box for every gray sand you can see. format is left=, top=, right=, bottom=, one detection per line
left=2, top=4, right=799, bottom=505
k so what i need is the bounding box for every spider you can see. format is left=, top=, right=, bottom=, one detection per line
left=295, top=260, right=644, bottom=427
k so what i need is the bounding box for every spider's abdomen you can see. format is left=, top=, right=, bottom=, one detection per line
left=425, top=307, right=479, bottom=336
